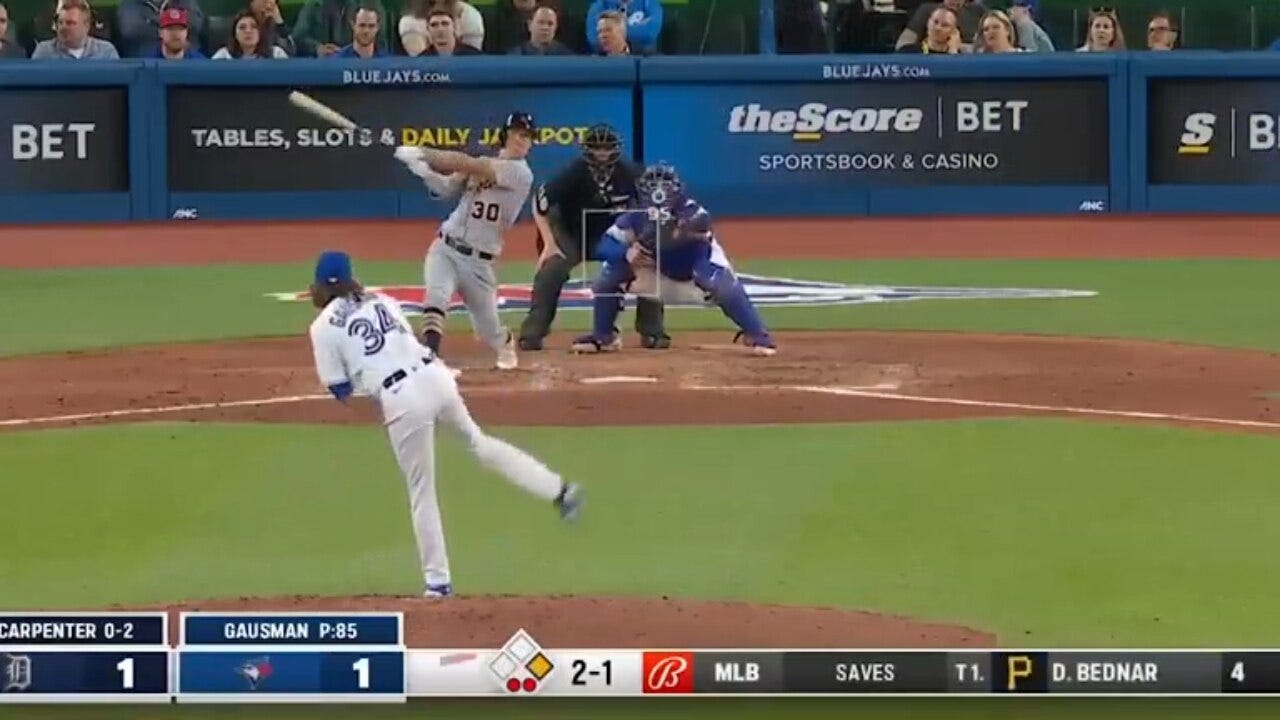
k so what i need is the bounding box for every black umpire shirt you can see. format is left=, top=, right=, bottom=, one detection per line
left=537, top=158, right=643, bottom=256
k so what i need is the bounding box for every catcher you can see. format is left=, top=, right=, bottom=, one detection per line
left=517, top=124, right=670, bottom=351
left=571, top=163, right=777, bottom=356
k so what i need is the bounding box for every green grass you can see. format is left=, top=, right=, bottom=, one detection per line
left=4, top=258, right=1280, bottom=356
left=4, top=420, right=1279, bottom=648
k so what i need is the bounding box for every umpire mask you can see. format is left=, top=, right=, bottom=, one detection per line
left=583, top=124, right=622, bottom=183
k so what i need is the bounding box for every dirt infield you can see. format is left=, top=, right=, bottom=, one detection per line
left=10, top=216, right=1280, bottom=649
left=125, top=596, right=995, bottom=649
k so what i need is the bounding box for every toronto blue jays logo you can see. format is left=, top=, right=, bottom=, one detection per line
left=270, top=273, right=1096, bottom=314
left=235, top=657, right=274, bottom=690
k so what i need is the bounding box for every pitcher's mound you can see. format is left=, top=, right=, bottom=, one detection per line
left=134, top=594, right=995, bottom=648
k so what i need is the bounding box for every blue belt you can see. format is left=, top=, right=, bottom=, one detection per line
left=383, top=357, right=433, bottom=390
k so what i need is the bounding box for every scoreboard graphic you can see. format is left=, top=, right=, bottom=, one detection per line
left=5, top=611, right=1280, bottom=700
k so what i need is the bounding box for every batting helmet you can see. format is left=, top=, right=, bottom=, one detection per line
left=637, top=162, right=683, bottom=208
left=582, top=124, right=622, bottom=168
left=499, top=111, right=537, bottom=146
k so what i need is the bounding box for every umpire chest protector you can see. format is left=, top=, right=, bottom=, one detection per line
left=540, top=158, right=640, bottom=252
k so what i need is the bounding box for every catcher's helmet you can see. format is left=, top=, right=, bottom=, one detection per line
left=499, top=111, right=537, bottom=146
left=637, top=162, right=683, bottom=208
left=582, top=124, right=622, bottom=168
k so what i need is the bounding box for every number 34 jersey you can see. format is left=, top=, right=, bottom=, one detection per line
left=310, top=293, right=433, bottom=401
left=438, top=158, right=533, bottom=258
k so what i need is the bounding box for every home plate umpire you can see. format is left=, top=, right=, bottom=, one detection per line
left=517, top=124, right=669, bottom=351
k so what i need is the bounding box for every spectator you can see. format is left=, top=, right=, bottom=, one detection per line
left=974, top=8, right=1019, bottom=52
left=1008, top=0, right=1053, bottom=52
left=509, top=5, right=572, bottom=54
left=32, top=0, right=120, bottom=58
left=775, top=0, right=827, bottom=53
left=420, top=7, right=481, bottom=54
left=334, top=5, right=383, bottom=56
left=0, top=1, right=26, bottom=58
left=399, top=0, right=482, bottom=53
left=1146, top=10, right=1177, bottom=51
left=248, top=0, right=296, bottom=56
left=154, top=6, right=205, bottom=57
left=594, top=9, right=631, bottom=55
left=293, top=0, right=387, bottom=56
left=586, top=0, right=659, bottom=54
left=896, top=0, right=983, bottom=51
left=896, top=0, right=984, bottom=51
left=897, top=5, right=959, bottom=53
left=212, top=8, right=288, bottom=56
left=490, top=0, right=535, bottom=53
left=1076, top=7, right=1122, bottom=51
left=117, top=0, right=204, bottom=57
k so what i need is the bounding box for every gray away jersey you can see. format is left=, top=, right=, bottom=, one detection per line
left=438, top=158, right=533, bottom=256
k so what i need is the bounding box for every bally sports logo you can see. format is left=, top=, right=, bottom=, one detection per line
left=643, top=652, right=694, bottom=694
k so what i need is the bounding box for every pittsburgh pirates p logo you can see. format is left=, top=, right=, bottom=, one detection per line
left=4, top=654, right=32, bottom=692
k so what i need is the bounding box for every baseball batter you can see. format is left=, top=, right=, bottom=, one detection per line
left=307, top=250, right=584, bottom=598
left=571, top=163, right=777, bottom=355
left=393, top=112, right=538, bottom=370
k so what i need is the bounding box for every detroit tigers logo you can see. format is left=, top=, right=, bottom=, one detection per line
left=270, top=275, right=1095, bottom=313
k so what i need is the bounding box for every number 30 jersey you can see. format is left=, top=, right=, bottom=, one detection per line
left=438, top=158, right=533, bottom=258
left=310, top=293, right=432, bottom=400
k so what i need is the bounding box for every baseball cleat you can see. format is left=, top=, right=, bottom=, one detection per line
left=517, top=336, right=544, bottom=352
left=640, top=333, right=672, bottom=350
left=554, top=482, right=584, bottom=523
left=734, top=331, right=777, bottom=357
left=570, top=334, right=622, bottom=354
left=495, top=331, right=519, bottom=370
left=424, top=583, right=453, bottom=598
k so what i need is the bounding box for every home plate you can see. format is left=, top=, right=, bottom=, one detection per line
left=580, top=376, right=659, bottom=385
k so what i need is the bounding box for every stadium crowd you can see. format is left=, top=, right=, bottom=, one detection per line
left=0, top=0, right=1260, bottom=61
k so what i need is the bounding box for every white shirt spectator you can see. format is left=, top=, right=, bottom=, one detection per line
left=212, top=44, right=288, bottom=57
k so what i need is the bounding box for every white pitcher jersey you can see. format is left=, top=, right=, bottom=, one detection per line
left=309, top=293, right=432, bottom=398
left=437, top=157, right=533, bottom=256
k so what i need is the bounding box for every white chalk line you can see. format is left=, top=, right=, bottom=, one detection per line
left=789, top=385, right=1280, bottom=431
left=3, top=382, right=1276, bottom=432
left=0, top=394, right=330, bottom=428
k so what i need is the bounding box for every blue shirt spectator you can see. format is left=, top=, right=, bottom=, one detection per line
left=333, top=6, right=384, bottom=57
left=117, top=0, right=204, bottom=57
left=151, top=7, right=206, bottom=58
left=586, top=0, right=661, bottom=54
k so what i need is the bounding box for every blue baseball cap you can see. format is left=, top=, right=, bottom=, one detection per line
left=314, top=250, right=353, bottom=285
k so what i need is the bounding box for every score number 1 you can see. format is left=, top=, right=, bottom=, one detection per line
left=117, top=658, right=134, bottom=689
left=352, top=658, right=370, bottom=690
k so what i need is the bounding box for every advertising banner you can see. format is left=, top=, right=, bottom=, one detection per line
left=165, top=86, right=633, bottom=193
left=643, top=78, right=1109, bottom=212
left=0, top=88, right=130, bottom=193
left=1148, top=79, right=1280, bottom=185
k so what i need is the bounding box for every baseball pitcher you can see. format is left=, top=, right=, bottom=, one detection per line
left=518, top=124, right=668, bottom=351
left=307, top=250, right=584, bottom=598
left=571, top=163, right=777, bottom=356
left=393, top=112, right=538, bottom=371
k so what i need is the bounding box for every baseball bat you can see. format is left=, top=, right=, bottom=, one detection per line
left=288, top=90, right=359, bottom=131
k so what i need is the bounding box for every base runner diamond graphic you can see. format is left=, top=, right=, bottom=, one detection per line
left=488, top=629, right=554, bottom=693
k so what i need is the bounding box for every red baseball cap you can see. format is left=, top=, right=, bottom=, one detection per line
left=160, top=7, right=188, bottom=27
